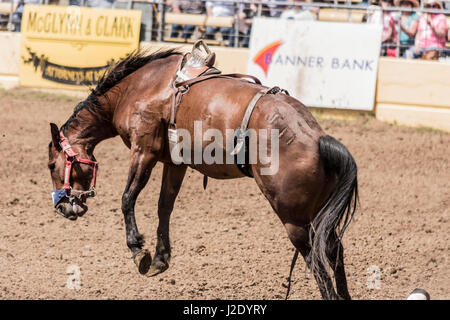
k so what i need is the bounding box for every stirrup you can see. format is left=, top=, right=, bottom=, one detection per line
left=191, top=40, right=216, bottom=67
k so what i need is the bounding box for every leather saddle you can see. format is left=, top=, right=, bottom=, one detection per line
left=175, top=40, right=221, bottom=84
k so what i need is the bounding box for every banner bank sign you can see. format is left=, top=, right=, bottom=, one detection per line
left=247, top=18, right=382, bottom=111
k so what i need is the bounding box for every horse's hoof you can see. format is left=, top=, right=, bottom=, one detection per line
left=146, top=260, right=168, bottom=277
left=134, top=249, right=152, bottom=275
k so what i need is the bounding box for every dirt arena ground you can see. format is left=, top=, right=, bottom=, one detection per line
left=0, top=88, right=448, bottom=300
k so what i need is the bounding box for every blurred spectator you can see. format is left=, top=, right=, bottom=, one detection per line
left=394, top=0, right=419, bottom=58
left=69, top=0, right=115, bottom=8
left=366, top=1, right=397, bottom=56
left=379, top=0, right=398, bottom=57
left=237, top=2, right=257, bottom=48
left=12, top=0, right=40, bottom=32
left=280, top=0, right=316, bottom=21
left=414, top=0, right=448, bottom=60
left=11, top=0, right=24, bottom=32
left=235, top=1, right=272, bottom=47
left=170, top=0, right=205, bottom=40
left=87, top=0, right=115, bottom=8
left=365, top=4, right=383, bottom=24
left=205, top=1, right=238, bottom=46
left=265, top=0, right=288, bottom=17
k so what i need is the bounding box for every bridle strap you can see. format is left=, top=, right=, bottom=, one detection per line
left=59, top=132, right=98, bottom=192
left=59, top=132, right=77, bottom=158
left=64, top=160, right=73, bottom=190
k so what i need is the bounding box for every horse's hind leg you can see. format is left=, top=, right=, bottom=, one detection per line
left=148, top=163, right=187, bottom=276
left=285, top=223, right=338, bottom=300
left=328, top=232, right=351, bottom=300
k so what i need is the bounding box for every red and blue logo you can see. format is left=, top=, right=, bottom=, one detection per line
left=253, top=40, right=282, bottom=76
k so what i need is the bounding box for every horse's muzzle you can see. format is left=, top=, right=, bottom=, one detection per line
left=52, top=189, right=89, bottom=220
left=55, top=200, right=88, bottom=220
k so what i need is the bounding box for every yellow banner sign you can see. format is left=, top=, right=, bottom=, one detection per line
left=19, top=5, right=141, bottom=89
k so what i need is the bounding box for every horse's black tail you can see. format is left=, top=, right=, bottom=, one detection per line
left=309, top=135, right=359, bottom=299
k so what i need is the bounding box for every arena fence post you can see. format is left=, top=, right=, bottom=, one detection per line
left=234, top=1, right=240, bottom=48
left=7, top=0, right=14, bottom=32
left=158, top=0, right=166, bottom=42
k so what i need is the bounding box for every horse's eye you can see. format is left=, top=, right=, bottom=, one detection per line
left=48, top=163, right=56, bottom=171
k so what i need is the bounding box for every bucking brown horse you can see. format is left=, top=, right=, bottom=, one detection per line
left=47, top=47, right=358, bottom=300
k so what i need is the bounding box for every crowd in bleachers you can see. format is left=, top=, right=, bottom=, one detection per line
left=2, top=0, right=449, bottom=60
left=371, top=0, right=449, bottom=59
left=164, top=0, right=449, bottom=59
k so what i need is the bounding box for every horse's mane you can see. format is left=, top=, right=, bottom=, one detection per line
left=61, top=48, right=181, bottom=133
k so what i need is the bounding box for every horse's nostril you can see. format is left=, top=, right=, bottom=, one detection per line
left=56, top=204, right=66, bottom=217
left=55, top=202, right=80, bottom=220
left=70, top=197, right=88, bottom=217
left=77, top=206, right=88, bottom=217
left=73, top=203, right=88, bottom=216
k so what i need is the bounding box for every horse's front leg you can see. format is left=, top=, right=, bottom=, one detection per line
left=148, top=163, right=187, bottom=276
left=122, top=151, right=157, bottom=275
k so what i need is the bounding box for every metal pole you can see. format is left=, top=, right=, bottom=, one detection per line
left=127, top=0, right=132, bottom=10
left=233, top=1, right=240, bottom=48
left=257, top=2, right=262, bottom=17
left=158, top=0, right=166, bottom=42
left=7, top=0, right=14, bottom=32
left=395, top=9, right=400, bottom=58
left=347, top=0, right=351, bottom=22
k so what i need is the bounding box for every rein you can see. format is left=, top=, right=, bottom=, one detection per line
left=51, top=132, right=98, bottom=207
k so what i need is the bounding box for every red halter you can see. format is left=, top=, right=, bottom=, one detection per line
left=59, top=132, right=98, bottom=193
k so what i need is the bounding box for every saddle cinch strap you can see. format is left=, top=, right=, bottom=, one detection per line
left=231, top=86, right=290, bottom=177
left=232, top=85, right=290, bottom=157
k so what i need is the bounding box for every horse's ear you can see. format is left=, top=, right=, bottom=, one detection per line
left=50, top=123, right=61, bottom=151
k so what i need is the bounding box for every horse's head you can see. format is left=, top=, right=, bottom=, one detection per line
left=48, top=123, right=98, bottom=220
